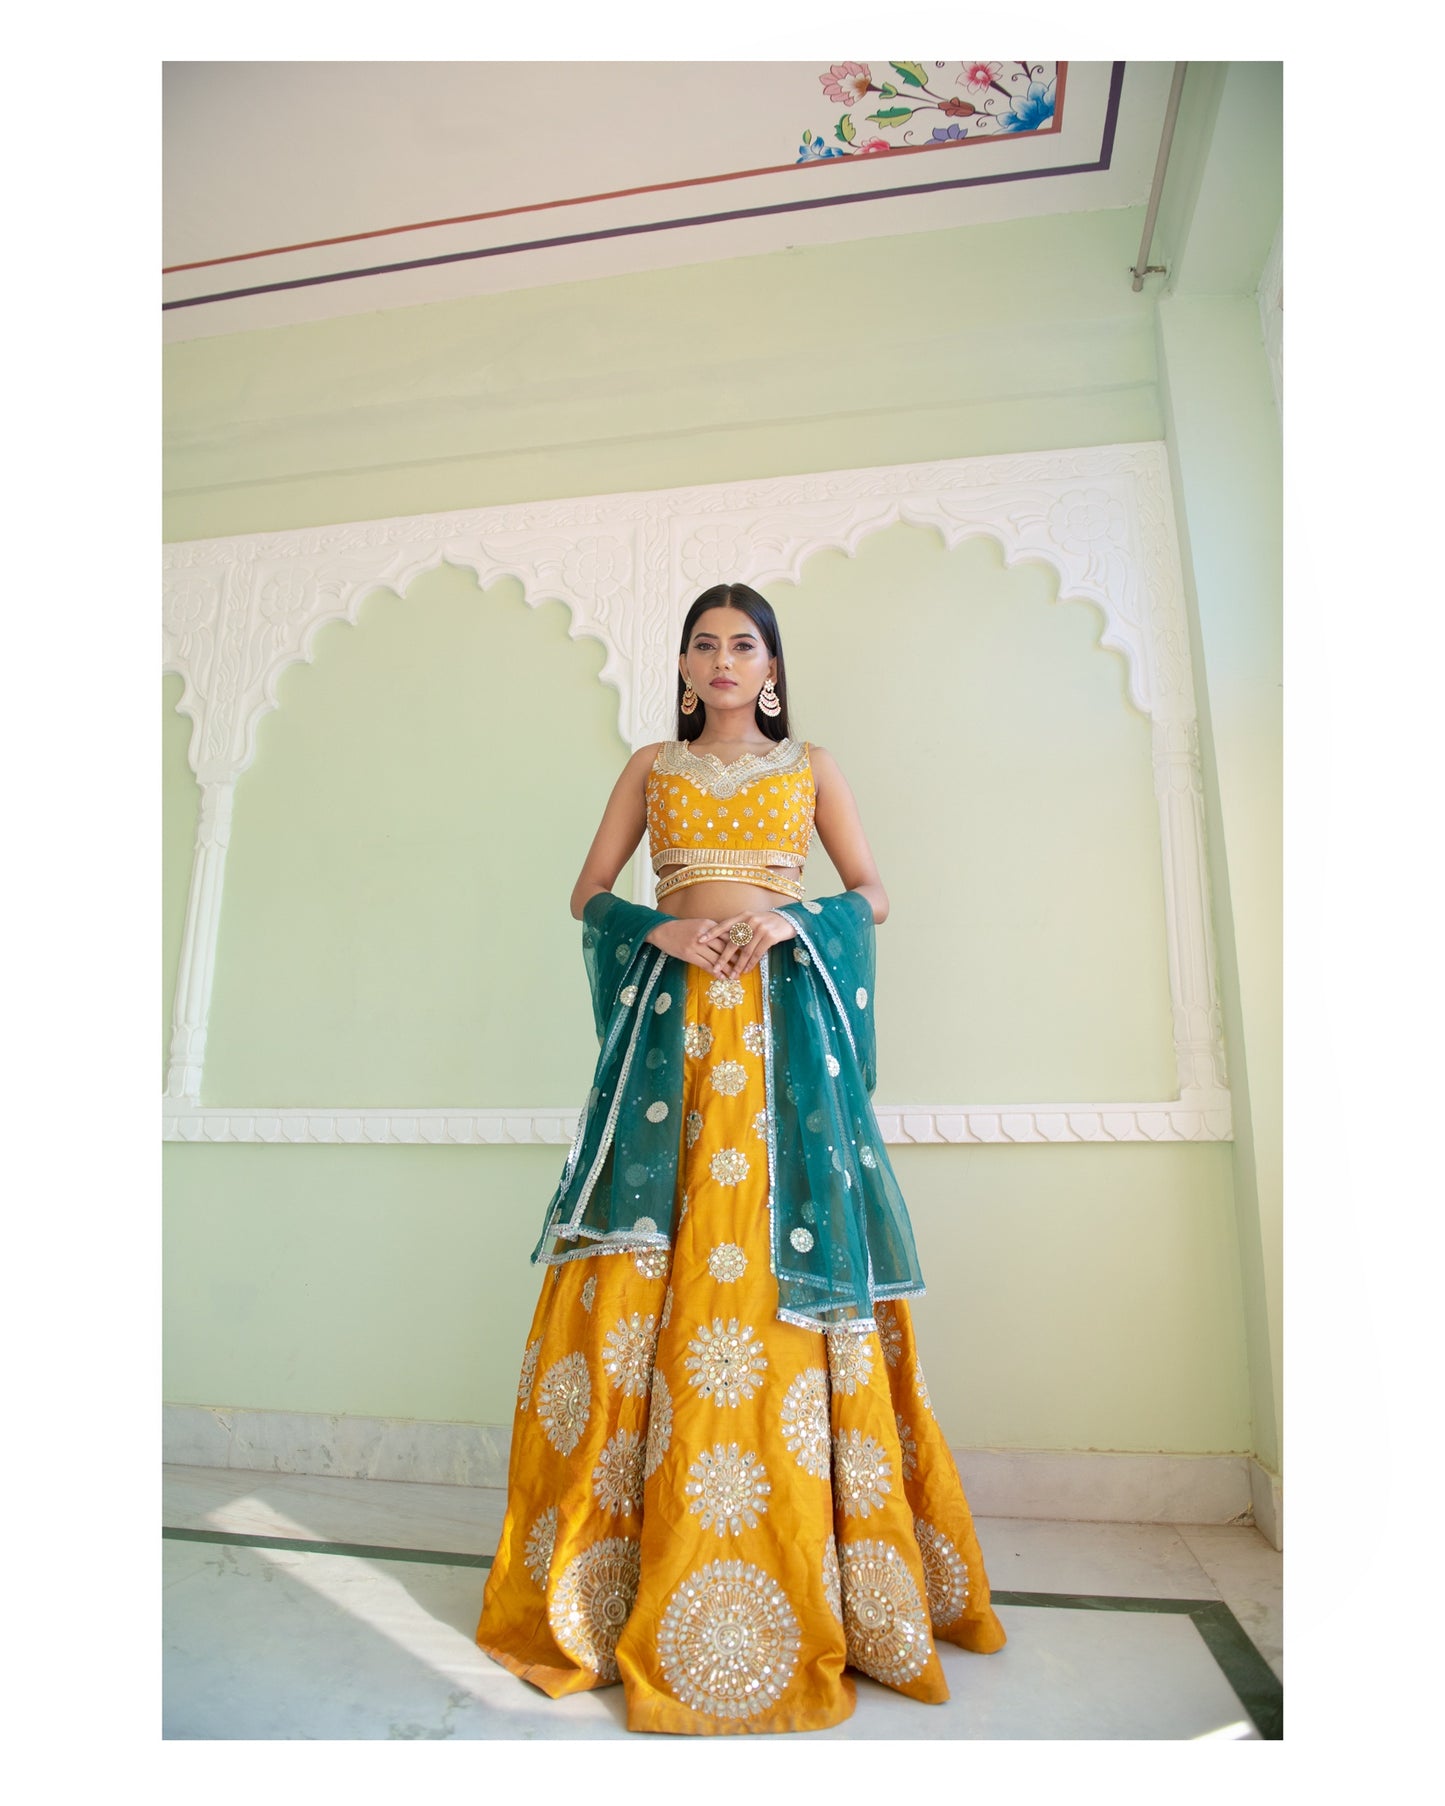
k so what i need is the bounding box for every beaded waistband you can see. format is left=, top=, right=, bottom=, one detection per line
left=652, top=844, right=806, bottom=875
left=655, top=866, right=806, bottom=904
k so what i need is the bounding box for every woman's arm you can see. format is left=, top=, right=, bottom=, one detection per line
left=809, top=746, right=889, bottom=925
left=569, top=744, right=723, bottom=971
left=569, top=743, right=663, bottom=919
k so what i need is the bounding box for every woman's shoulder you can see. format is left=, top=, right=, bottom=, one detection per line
left=622, top=740, right=669, bottom=786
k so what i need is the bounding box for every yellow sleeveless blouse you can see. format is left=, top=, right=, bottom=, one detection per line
left=645, top=738, right=815, bottom=903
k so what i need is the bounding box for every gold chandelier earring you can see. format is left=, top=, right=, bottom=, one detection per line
left=680, top=682, right=699, bottom=715
left=758, top=676, right=781, bottom=719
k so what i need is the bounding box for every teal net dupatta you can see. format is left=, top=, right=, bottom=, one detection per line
left=532, top=889, right=925, bottom=1332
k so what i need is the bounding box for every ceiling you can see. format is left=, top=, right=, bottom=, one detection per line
left=163, top=60, right=1180, bottom=343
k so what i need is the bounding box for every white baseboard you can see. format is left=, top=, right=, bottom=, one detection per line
left=1248, top=1457, right=1283, bottom=1549
left=163, top=1402, right=1271, bottom=1533
left=162, top=1401, right=513, bottom=1489
left=950, top=1446, right=1256, bottom=1530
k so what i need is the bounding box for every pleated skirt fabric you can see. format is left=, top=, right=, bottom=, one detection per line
left=475, top=958, right=1006, bottom=1734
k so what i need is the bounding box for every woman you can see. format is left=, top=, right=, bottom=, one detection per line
left=475, top=583, right=1006, bottom=1734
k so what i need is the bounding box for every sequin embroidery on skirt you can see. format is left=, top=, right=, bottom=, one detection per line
left=475, top=959, right=1006, bottom=1734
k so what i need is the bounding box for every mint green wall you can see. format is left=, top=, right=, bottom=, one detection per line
left=1154, top=61, right=1284, bottom=1476
left=785, top=527, right=1175, bottom=1103
left=163, top=206, right=1161, bottom=544
left=1156, top=305, right=1282, bottom=1472
left=163, top=1139, right=1248, bottom=1453
left=203, top=568, right=627, bottom=1107
left=165, top=71, right=1280, bottom=1466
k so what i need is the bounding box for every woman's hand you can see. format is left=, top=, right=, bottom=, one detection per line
left=645, top=917, right=725, bottom=973
left=704, top=910, right=797, bottom=978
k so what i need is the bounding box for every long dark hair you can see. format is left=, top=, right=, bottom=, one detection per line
left=675, top=583, right=792, bottom=743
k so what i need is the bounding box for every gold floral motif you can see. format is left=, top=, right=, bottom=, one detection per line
left=833, top=1427, right=892, bottom=1518
left=602, top=1312, right=657, bottom=1397
left=657, top=1559, right=802, bottom=1719
left=522, top=1505, right=556, bottom=1586
left=653, top=992, right=673, bottom=1014
left=592, top=1428, right=645, bottom=1517
left=790, top=1226, right=815, bottom=1253
left=644, top=1370, right=674, bottom=1478
left=914, top=1360, right=934, bottom=1417
left=645, top=1100, right=669, bottom=1124
left=822, top=1538, right=843, bottom=1622
left=752, top=1110, right=769, bottom=1140
left=895, top=1411, right=919, bottom=1481
left=633, top=1247, right=670, bottom=1281
left=708, top=1061, right=748, bottom=1099
left=742, top=1022, right=765, bottom=1056
left=709, top=1147, right=749, bottom=1186
left=707, top=976, right=745, bottom=1010
left=826, top=1329, right=875, bottom=1397
left=802, top=900, right=823, bottom=915
left=685, top=1110, right=704, bottom=1148
left=684, top=1023, right=715, bottom=1059
left=548, top=1536, right=642, bottom=1681
left=876, top=1303, right=903, bottom=1367
left=581, top=1275, right=597, bottom=1313
left=537, top=1351, right=591, bottom=1455
left=684, top=1316, right=768, bottom=1406
left=914, top=1519, right=970, bottom=1627
left=707, top=1242, right=748, bottom=1283
left=780, top=1368, right=831, bottom=1477
left=793, top=946, right=810, bottom=966
left=684, top=1443, right=772, bottom=1536
left=619, top=985, right=638, bottom=1007
left=517, top=1336, right=542, bottom=1412
left=661, top=1286, right=674, bottom=1329
left=838, top=1539, right=933, bottom=1687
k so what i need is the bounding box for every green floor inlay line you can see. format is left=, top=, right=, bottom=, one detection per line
left=162, top=1526, right=493, bottom=1568
left=163, top=1530, right=1282, bottom=1738
left=992, top=1588, right=1283, bottom=1739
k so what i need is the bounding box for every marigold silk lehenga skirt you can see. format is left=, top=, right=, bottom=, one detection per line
left=475, top=960, right=1006, bottom=1733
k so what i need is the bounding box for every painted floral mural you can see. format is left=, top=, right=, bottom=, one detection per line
left=798, top=61, right=1059, bottom=162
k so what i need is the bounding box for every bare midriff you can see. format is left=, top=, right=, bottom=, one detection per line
left=659, top=876, right=803, bottom=922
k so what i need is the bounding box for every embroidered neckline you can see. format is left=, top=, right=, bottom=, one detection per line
left=681, top=738, right=799, bottom=774
left=651, top=737, right=810, bottom=801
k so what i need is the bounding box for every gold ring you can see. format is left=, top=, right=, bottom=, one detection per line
left=728, top=920, right=754, bottom=947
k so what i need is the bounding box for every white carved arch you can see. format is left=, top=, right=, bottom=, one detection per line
left=163, top=442, right=1231, bottom=1142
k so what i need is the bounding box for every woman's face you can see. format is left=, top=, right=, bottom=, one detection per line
left=679, top=606, right=776, bottom=717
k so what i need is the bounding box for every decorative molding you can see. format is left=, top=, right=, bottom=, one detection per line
left=162, top=1098, right=1232, bottom=1146
left=162, top=1107, right=580, bottom=1147
left=162, top=1400, right=1256, bottom=1526
left=163, top=442, right=1232, bottom=1137
left=874, top=1100, right=1233, bottom=1143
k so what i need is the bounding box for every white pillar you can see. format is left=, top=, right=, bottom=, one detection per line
left=165, top=780, right=235, bottom=1101
left=1152, top=717, right=1229, bottom=1104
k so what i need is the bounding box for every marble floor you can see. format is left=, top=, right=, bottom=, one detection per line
left=162, top=1465, right=1283, bottom=1741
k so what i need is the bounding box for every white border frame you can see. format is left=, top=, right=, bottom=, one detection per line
left=162, top=442, right=1231, bottom=1144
